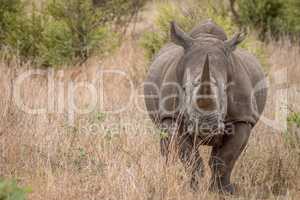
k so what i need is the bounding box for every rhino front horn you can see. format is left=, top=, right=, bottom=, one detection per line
left=201, top=55, right=210, bottom=83
left=198, top=55, right=213, bottom=95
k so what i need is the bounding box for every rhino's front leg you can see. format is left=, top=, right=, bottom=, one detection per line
left=159, top=119, right=204, bottom=190
left=178, top=135, right=204, bottom=191
left=159, top=118, right=178, bottom=157
left=209, top=122, right=251, bottom=194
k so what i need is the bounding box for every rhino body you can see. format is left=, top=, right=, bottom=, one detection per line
left=144, top=20, right=267, bottom=194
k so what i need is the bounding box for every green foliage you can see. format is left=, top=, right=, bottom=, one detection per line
left=95, top=112, right=106, bottom=122
left=73, top=147, right=88, bottom=170
left=1, top=0, right=114, bottom=66
left=37, top=20, right=74, bottom=67
left=159, top=131, right=169, bottom=140
left=92, top=0, right=149, bottom=30
left=46, top=0, right=118, bottom=63
left=284, top=112, right=300, bottom=152
left=287, top=112, right=300, bottom=127
left=140, top=32, right=166, bottom=61
left=34, top=0, right=120, bottom=67
left=0, top=0, right=25, bottom=48
left=237, top=0, right=300, bottom=40
left=0, top=0, right=149, bottom=67
left=4, top=5, right=46, bottom=63
left=284, top=0, right=300, bottom=36
left=238, top=0, right=284, bottom=40
left=0, top=178, right=30, bottom=200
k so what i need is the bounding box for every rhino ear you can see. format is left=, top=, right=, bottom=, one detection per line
left=225, top=32, right=246, bottom=55
left=170, top=21, right=193, bottom=49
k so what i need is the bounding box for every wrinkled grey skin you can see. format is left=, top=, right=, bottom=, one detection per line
left=144, top=20, right=267, bottom=194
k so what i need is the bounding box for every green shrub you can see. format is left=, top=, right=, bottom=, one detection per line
left=140, top=32, right=166, bottom=61
left=1, top=0, right=121, bottom=67
left=0, top=178, right=30, bottom=200
left=0, top=0, right=25, bottom=49
left=238, top=0, right=285, bottom=40
left=237, top=0, right=300, bottom=40
left=1, top=0, right=148, bottom=67
left=4, top=5, right=45, bottom=63
left=284, top=0, right=300, bottom=37
left=46, top=0, right=119, bottom=64
left=37, top=20, right=74, bottom=67
left=92, top=0, right=149, bottom=32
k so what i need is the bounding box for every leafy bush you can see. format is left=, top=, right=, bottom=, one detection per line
left=0, top=0, right=148, bottom=67
left=92, top=0, right=149, bottom=33
left=37, top=20, right=74, bottom=67
left=284, top=0, right=300, bottom=37
left=4, top=5, right=46, bottom=63
left=46, top=0, right=119, bottom=64
left=0, top=0, right=25, bottom=49
left=238, top=0, right=284, bottom=40
left=237, top=0, right=300, bottom=40
left=0, top=178, right=30, bottom=200
left=0, top=0, right=39, bottom=63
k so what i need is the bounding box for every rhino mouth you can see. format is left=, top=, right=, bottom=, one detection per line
left=185, top=110, right=225, bottom=137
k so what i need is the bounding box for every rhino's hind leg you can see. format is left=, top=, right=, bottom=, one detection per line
left=178, top=135, right=204, bottom=191
left=209, top=122, right=251, bottom=194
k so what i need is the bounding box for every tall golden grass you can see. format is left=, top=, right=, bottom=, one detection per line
left=0, top=35, right=300, bottom=200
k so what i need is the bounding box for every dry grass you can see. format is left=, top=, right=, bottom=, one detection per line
left=0, top=35, right=300, bottom=200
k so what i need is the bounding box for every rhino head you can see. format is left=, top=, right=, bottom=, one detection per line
left=170, top=21, right=246, bottom=137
